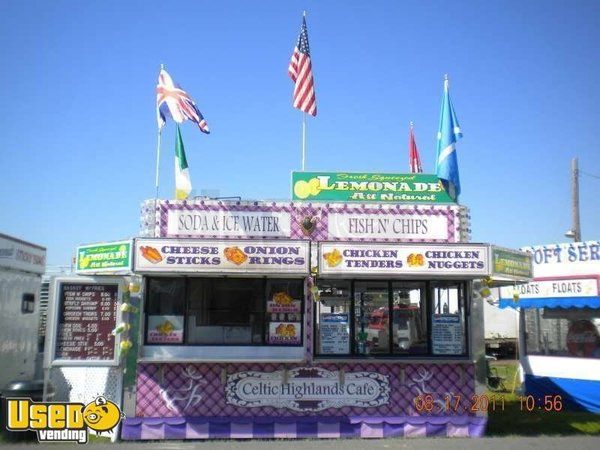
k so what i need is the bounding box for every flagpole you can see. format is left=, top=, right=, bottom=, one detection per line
left=155, top=63, right=165, bottom=206
left=301, top=10, right=307, bottom=172
left=409, top=121, right=413, bottom=173
left=302, top=112, right=306, bottom=171
left=154, top=130, right=162, bottom=199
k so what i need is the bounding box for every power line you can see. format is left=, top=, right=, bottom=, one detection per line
left=580, top=170, right=600, bottom=180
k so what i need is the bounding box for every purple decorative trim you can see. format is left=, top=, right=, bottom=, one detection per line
left=305, top=277, right=313, bottom=363
left=121, top=415, right=487, bottom=440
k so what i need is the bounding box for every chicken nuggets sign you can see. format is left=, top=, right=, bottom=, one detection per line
left=320, top=243, right=489, bottom=276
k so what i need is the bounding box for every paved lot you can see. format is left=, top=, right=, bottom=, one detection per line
left=4, top=436, right=600, bottom=449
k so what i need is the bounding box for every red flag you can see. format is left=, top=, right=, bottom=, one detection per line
left=409, top=123, right=423, bottom=173
left=288, top=16, right=317, bottom=116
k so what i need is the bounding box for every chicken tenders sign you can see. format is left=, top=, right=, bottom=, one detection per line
left=320, top=243, right=489, bottom=276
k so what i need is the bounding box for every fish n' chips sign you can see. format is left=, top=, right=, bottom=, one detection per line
left=292, top=172, right=456, bottom=203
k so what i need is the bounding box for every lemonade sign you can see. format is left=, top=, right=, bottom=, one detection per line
left=292, top=172, right=456, bottom=203
left=76, top=240, right=132, bottom=273
left=491, top=247, right=532, bottom=279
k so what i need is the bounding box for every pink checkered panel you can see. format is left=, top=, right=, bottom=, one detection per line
left=135, top=362, right=475, bottom=418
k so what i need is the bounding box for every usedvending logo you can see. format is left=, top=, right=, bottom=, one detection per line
left=5, top=395, right=124, bottom=444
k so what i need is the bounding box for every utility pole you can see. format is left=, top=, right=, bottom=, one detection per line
left=566, top=157, right=582, bottom=242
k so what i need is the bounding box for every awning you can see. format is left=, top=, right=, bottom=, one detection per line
left=499, top=296, right=600, bottom=309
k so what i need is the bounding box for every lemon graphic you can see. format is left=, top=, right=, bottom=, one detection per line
left=80, top=254, right=91, bottom=269
left=308, top=178, right=321, bottom=196
left=294, top=180, right=310, bottom=199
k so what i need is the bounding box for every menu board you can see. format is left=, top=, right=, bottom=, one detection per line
left=54, top=282, right=119, bottom=361
left=432, top=314, right=463, bottom=355
left=319, top=313, right=350, bottom=354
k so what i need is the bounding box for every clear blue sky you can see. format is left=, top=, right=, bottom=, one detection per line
left=1, top=0, right=599, bottom=266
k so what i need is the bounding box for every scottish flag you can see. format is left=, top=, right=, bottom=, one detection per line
left=435, top=76, right=463, bottom=199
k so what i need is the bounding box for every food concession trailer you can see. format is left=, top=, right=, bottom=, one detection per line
left=47, top=173, right=532, bottom=440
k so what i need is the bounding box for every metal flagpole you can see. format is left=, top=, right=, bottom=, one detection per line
left=155, top=64, right=164, bottom=202
left=301, top=10, right=307, bottom=172
left=409, top=121, right=413, bottom=173
left=302, top=112, right=306, bottom=171
left=154, top=130, right=162, bottom=199
left=154, top=64, right=165, bottom=220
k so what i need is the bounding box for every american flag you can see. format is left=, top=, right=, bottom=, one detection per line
left=156, top=68, right=210, bottom=134
left=409, top=122, right=423, bottom=173
left=288, top=16, right=317, bottom=116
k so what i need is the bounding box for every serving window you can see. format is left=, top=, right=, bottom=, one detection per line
left=315, top=279, right=469, bottom=358
left=524, top=307, right=600, bottom=359
left=144, top=277, right=304, bottom=346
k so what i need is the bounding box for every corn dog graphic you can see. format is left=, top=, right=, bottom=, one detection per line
left=140, top=246, right=163, bottom=264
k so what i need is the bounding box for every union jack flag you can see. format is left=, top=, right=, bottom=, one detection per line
left=288, top=16, right=317, bottom=116
left=156, top=68, right=210, bottom=134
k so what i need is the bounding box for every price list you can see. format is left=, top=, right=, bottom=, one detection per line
left=54, top=283, right=118, bottom=361
left=319, top=313, right=350, bottom=354
left=432, top=314, right=463, bottom=355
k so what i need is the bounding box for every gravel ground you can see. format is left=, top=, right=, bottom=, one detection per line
left=3, top=436, right=600, bottom=450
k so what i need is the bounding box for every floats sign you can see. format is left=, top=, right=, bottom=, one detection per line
left=292, top=172, right=456, bottom=203
left=134, top=239, right=309, bottom=275
left=500, top=278, right=599, bottom=300
left=226, top=367, right=389, bottom=411
left=319, top=243, right=489, bottom=276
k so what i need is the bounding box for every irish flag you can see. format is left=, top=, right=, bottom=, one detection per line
left=175, top=125, right=192, bottom=200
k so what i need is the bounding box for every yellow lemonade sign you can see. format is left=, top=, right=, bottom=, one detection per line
left=292, top=172, right=456, bottom=203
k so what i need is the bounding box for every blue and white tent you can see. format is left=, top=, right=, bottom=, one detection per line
left=499, top=241, right=600, bottom=413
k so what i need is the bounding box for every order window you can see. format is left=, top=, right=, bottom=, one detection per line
left=315, top=280, right=468, bottom=357
left=144, top=277, right=304, bottom=346
left=524, top=308, right=600, bottom=359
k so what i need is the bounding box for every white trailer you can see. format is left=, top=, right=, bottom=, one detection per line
left=484, top=297, right=519, bottom=358
left=0, top=233, right=46, bottom=388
